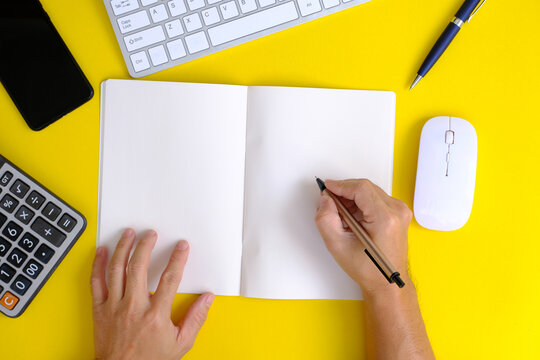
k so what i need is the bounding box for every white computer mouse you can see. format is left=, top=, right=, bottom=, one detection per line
left=413, top=116, right=477, bottom=231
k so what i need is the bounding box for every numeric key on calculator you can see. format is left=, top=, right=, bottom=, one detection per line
left=0, top=154, right=86, bottom=317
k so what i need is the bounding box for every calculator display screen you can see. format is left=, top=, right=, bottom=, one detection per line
left=0, top=0, right=93, bottom=131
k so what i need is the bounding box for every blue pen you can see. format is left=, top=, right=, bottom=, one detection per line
left=410, top=0, right=487, bottom=90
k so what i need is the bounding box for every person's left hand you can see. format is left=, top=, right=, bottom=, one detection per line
left=91, top=229, right=214, bottom=360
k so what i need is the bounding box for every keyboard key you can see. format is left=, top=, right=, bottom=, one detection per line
left=165, top=19, right=184, bottom=38
left=0, top=237, right=11, bottom=257
left=19, top=233, right=39, bottom=252
left=141, top=0, right=158, bottom=5
left=258, top=0, right=276, bottom=7
left=111, top=0, right=139, bottom=16
left=322, top=0, right=339, bottom=8
left=166, top=39, right=187, bottom=60
left=0, top=213, right=5, bottom=227
left=9, top=179, right=30, bottom=199
left=11, top=275, right=32, bottom=296
left=239, top=0, right=258, bottom=13
left=35, top=243, right=55, bottom=264
left=124, top=26, right=166, bottom=52
left=0, top=263, right=16, bottom=283
left=42, top=202, right=62, bottom=221
left=0, top=292, right=18, bottom=310
left=187, top=0, right=205, bottom=11
left=15, top=205, right=34, bottom=225
left=150, top=4, right=169, bottom=23
left=0, top=171, right=13, bottom=187
left=185, top=32, right=210, bottom=54
left=1, top=194, right=19, bottom=213
left=2, top=221, right=23, bottom=241
left=26, top=190, right=46, bottom=210
left=7, top=248, right=28, bottom=268
left=208, top=0, right=221, bottom=4
left=0, top=284, right=2, bottom=293
left=183, top=13, right=203, bottom=32
left=117, top=10, right=151, bottom=34
left=23, top=260, right=44, bottom=280
left=209, top=2, right=298, bottom=46
left=167, top=0, right=187, bottom=16
left=297, top=0, right=321, bottom=16
left=149, top=45, right=169, bottom=66
left=220, top=1, right=239, bottom=19
left=130, top=51, right=151, bottom=72
left=31, top=217, right=67, bottom=247
left=202, top=7, right=220, bottom=26
left=58, top=214, right=77, bottom=233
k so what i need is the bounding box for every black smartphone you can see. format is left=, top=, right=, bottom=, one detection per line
left=0, top=0, right=93, bottom=131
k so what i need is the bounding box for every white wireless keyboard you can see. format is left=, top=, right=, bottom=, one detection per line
left=103, top=0, right=371, bottom=77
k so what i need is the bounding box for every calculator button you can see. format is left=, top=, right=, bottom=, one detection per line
left=0, top=291, right=18, bottom=310
left=0, top=263, right=16, bottom=283
left=0, top=171, right=13, bottom=187
left=18, top=233, right=39, bottom=252
left=7, top=248, right=28, bottom=268
left=1, top=193, right=19, bottom=213
left=42, top=202, right=62, bottom=221
left=0, top=213, right=6, bottom=228
left=58, top=213, right=77, bottom=233
left=0, top=284, right=3, bottom=293
left=2, top=221, right=23, bottom=241
left=23, top=259, right=43, bottom=279
left=11, top=274, right=32, bottom=296
left=26, top=191, right=46, bottom=210
left=0, top=237, right=12, bottom=257
left=31, top=217, right=66, bottom=247
left=15, top=205, right=35, bottom=225
left=35, top=243, right=55, bottom=264
left=9, top=179, right=30, bottom=199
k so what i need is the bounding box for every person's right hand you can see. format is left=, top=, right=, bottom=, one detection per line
left=315, top=179, right=413, bottom=295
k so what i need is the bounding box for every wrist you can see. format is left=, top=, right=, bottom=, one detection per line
left=361, top=275, right=416, bottom=304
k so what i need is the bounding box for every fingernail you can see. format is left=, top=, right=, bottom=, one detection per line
left=147, top=229, right=157, bottom=238
left=123, top=228, right=135, bottom=237
left=96, top=246, right=104, bottom=256
left=205, top=293, right=215, bottom=306
left=177, top=240, right=189, bottom=251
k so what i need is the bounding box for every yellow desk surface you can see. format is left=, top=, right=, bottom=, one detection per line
left=1, top=0, right=539, bottom=359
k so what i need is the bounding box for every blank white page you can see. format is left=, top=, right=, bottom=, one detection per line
left=98, top=80, right=247, bottom=296
left=241, top=86, right=395, bottom=300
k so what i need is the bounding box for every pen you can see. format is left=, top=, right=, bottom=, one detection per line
left=409, top=0, right=487, bottom=90
left=315, top=178, right=405, bottom=288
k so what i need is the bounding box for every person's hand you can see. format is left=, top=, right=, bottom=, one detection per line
left=91, top=229, right=214, bottom=360
left=315, top=179, right=413, bottom=295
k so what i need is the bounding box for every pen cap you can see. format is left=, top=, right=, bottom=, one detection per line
left=456, top=0, right=483, bottom=21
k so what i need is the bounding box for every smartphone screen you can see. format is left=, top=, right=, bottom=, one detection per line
left=0, top=0, right=93, bottom=131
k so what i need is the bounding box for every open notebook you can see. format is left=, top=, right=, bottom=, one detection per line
left=98, top=80, right=396, bottom=300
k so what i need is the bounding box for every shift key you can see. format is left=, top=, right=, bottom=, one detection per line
left=31, top=217, right=66, bottom=247
left=124, top=26, right=166, bottom=52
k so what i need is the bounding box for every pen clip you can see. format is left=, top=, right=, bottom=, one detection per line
left=467, top=0, right=486, bottom=23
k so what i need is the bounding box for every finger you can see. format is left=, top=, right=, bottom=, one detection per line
left=91, top=247, right=109, bottom=307
left=325, top=179, right=386, bottom=221
left=125, top=230, right=158, bottom=298
left=107, top=228, right=136, bottom=300
left=315, top=193, right=348, bottom=244
left=177, top=293, right=215, bottom=353
left=153, top=240, right=190, bottom=310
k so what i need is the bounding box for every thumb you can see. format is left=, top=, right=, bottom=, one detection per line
left=178, top=292, right=214, bottom=353
left=315, top=193, right=346, bottom=245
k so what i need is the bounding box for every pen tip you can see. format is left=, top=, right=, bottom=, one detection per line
left=315, top=177, right=326, bottom=192
left=409, top=75, right=422, bottom=91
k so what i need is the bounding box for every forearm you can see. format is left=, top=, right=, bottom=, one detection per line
left=363, top=280, right=435, bottom=360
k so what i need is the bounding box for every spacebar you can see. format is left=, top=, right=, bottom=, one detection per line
left=208, top=2, right=299, bottom=46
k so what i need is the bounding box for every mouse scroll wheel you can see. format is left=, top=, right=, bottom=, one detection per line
left=445, top=130, right=455, bottom=144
